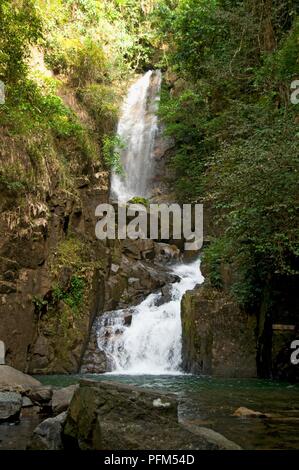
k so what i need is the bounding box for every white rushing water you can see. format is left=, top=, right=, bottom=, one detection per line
left=111, top=70, right=162, bottom=201
left=97, top=259, right=203, bottom=375
left=92, top=71, right=203, bottom=375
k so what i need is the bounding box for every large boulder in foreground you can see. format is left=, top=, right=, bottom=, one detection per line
left=0, top=391, right=22, bottom=423
left=0, top=365, right=41, bottom=392
left=63, top=380, right=240, bottom=450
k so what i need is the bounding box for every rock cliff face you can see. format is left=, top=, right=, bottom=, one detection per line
left=180, top=258, right=298, bottom=380
left=0, top=164, right=180, bottom=374
left=181, top=286, right=257, bottom=377
left=0, top=165, right=111, bottom=374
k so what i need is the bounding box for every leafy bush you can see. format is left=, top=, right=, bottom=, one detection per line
left=77, top=83, right=119, bottom=136
left=102, top=134, right=125, bottom=174
left=128, top=196, right=149, bottom=207
left=68, top=38, right=107, bottom=86
left=53, top=275, right=85, bottom=312
left=155, top=0, right=299, bottom=308
left=0, top=0, right=42, bottom=84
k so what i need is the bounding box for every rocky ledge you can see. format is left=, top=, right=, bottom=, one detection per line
left=181, top=286, right=257, bottom=377
left=61, top=379, right=241, bottom=450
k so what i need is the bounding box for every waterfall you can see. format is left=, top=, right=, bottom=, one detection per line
left=111, top=70, right=162, bottom=201
left=97, top=259, right=203, bottom=375
left=89, top=71, right=203, bottom=375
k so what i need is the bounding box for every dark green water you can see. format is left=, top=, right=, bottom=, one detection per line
left=36, top=374, right=299, bottom=450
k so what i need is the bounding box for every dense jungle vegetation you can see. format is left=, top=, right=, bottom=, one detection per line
left=155, top=0, right=299, bottom=314
left=0, top=0, right=156, bottom=202
left=0, top=1, right=298, bottom=374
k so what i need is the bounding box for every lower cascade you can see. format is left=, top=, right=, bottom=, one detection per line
left=96, top=259, right=203, bottom=375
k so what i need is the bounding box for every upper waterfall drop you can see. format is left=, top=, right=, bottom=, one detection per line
left=111, top=70, right=162, bottom=201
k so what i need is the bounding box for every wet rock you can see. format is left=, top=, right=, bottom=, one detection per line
left=80, top=324, right=108, bottom=374
left=124, top=314, right=132, bottom=326
left=181, top=421, right=241, bottom=450
left=153, top=135, right=175, bottom=160
left=181, top=286, right=257, bottom=377
left=28, top=411, right=67, bottom=450
left=122, top=239, right=154, bottom=260
left=29, top=354, right=49, bottom=371
left=105, top=275, right=128, bottom=310
left=155, top=285, right=173, bottom=306
left=161, top=284, right=173, bottom=300
left=22, top=396, right=33, bottom=408
left=233, top=407, right=269, bottom=418
left=0, top=365, right=41, bottom=392
left=105, top=255, right=178, bottom=311
left=110, top=263, right=120, bottom=274
left=52, top=385, right=78, bottom=415
left=154, top=243, right=181, bottom=262
left=63, top=379, right=235, bottom=450
left=0, top=88, right=111, bottom=376
left=122, top=240, right=142, bottom=259
left=28, top=385, right=53, bottom=404
left=0, top=391, right=22, bottom=423
left=0, top=340, right=5, bottom=365
left=0, top=281, right=17, bottom=294
left=58, top=267, right=73, bottom=290
left=3, top=270, right=17, bottom=282
left=21, top=405, right=41, bottom=416
left=32, top=335, right=49, bottom=357
left=76, top=176, right=90, bottom=189
left=128, top=277, right=139, bottom=287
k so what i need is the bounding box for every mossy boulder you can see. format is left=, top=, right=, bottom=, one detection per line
left=63, top=379, right=240, bottom=450
left=181, top=285, right=257, bottom=377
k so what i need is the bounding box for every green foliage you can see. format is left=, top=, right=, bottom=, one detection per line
left=156, top=0, right=299, bottom=307
left=159, top=86, right=206, bottom=201
left=1, top=0, right=161, bottom=202
left=0, top=76, right=97, bottom=196
left=0, top=175, right=27, bottom=194
left=4, top=77, right=83, bottom=138
left=46, top=36, right=107, bottom=86
left=0, top=0, right=42, bottom=84
left=70, top=38, right=107, bottom=86
left=42, top=0, right=159, bottom=80
left=33, top=274, right=85, bottom=316
left=128, top=196, right=150, bottom=207
left=53, top=275, right=85, bottom=312
left=203, top=238, right=228, bottom=289
left=253, top=17, right=299, bottom=94
left=102, top=134, right=125, bottom=174
left=52, top=237, right=86, bottom=271
left=77, top=83, right=119, bottom=136
left=209, top=114, right=298, bottom=273
left=0, top=0, right=162, bottom=204
left=110, top=0, right=159, bottom=70
left=32, top=295, right=49, bottom=312
left=4, top=0, right=297, bottom=316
